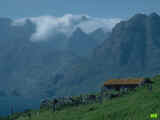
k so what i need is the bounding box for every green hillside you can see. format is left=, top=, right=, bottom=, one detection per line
left=8, top=75, right=160, bottom=120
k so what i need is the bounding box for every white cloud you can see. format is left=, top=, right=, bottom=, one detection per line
left=77, top=18, right=121, bottom=33
left=12, top=14, right=121, bottom=41
left=12, top=18, right=27, bottom=26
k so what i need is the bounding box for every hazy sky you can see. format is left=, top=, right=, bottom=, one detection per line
left=0, top=0, right=159, bottom=19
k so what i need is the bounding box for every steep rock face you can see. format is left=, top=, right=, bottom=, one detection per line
left=93, top=13, right=160, bottom=74
left=0, top=18, right=36, bottom=87
left=88, top=28, right=111, bottom=45
left=57, top=13, right=160, bottom=95
left=0, top=18, right=107, bottom=97
left=94, top=14, right=148, bottom=72
left=145, top=13, right=160, bottom=71
left=2, top=13, right=160, bottom=98
left=68, top=28, right=100, bottom=56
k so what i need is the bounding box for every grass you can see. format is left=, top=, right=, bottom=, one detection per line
left=8, top=75, right=160, bottom=120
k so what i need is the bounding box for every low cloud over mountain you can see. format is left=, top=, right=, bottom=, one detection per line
left=12, top=14, right=121, bottom=41
left=1, top=12, right=160, bottom=99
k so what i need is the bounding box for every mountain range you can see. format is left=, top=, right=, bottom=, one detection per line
left=51, top=12, right=160, bottom=96
left=1, top=12, right=160, bottom=99
left=0, top=18, right=108, bottom=98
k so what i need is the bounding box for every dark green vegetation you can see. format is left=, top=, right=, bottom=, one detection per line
left=0, top=117, right=9, bottom=120
left=7, top=75, right=160, bottom=120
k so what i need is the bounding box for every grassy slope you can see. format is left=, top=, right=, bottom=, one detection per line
left=11, top=75, right=160, bottom=120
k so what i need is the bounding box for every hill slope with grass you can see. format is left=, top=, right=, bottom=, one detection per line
left=7, top=75, right=160, bottom=120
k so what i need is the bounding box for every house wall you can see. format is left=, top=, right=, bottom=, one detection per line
left=103, top=84, right=138, bottom=91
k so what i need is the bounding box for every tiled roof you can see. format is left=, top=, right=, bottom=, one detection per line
left=104, top=78, right=144, bottom=86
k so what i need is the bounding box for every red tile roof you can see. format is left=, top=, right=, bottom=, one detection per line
left=104, top=78, right=144, bottom=86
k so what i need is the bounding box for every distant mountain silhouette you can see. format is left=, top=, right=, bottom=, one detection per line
left=55, top=13, right=160, bottom=96
left=1, top=13, right=160, bottom=98
left=68, top=27, right=106, bottom=56
left=0, top=18, right=107, bottom=97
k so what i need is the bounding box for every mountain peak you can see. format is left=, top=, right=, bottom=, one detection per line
left=92, top=28, right=105, bottom=34
left=81, top=15, right=89, bottom=21
left=129, top=13, right=147, bottom=22
left=74, top=27, right=84, bottom=33
left=149, top=12, right=160, bottom=18
left=89, top=28, right=108, bottom=37
left=72, top=27, right=86, bottom=37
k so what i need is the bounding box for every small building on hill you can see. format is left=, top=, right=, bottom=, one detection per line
left=102, top=78, right=153, bottom=91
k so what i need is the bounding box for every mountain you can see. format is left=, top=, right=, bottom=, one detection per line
left=88, top=28, right=111, bottom=45
left=2, top=12, right=160, bottom=101
left=0, top=18, right=36, bottom=88
left=55, top=13, right=160, bottom=96
left=31, top=27, right=108, bottom=57
left=68, top=28, right=107, bottom=56
left=93, top=12, right=160, bottom=73
left=43, top=32, right=68, bottom=50
left=2, top=13, right=160, bottom=116
left=0, top=18, right=107, bottom=98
